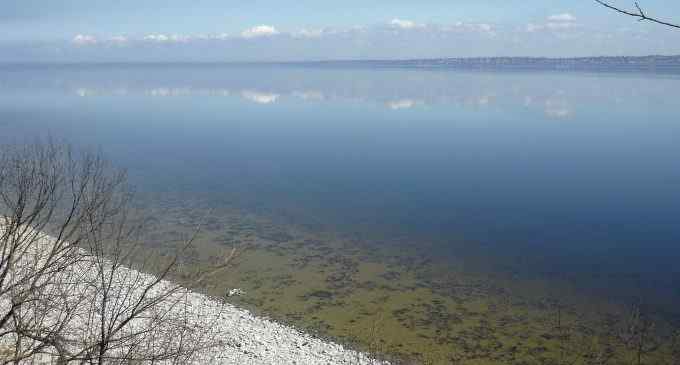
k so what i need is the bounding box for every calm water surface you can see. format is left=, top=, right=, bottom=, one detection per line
left=1, top=64, right=680, bottom=361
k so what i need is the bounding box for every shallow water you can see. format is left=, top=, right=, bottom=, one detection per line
left=2, top=64, right=680, bottom=363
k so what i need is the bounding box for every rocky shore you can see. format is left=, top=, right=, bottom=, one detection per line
left=139, top=285, right=382, bottom=364
left=0, top=226, right=384, bottom=365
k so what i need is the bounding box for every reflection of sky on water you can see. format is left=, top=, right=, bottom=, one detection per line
left=50, top=81, right=575, bottom=118
left=62, top=85, right=601, bottom=119
left=3, top=65, right=678, bottom=120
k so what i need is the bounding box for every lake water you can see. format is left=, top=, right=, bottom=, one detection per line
left=2, top=64, right=680, bottom=362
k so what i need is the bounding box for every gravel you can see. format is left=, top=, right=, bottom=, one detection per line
left=0, top=226, right=385, bottom=365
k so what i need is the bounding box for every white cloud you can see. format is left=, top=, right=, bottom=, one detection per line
left=545, top=99, right=572, bottom=118
left=546, top=22, right=577, bottom=30
left=147, top=88, right=192, bottom=97
left=75, top=88, right=96, bottom=97
left=527, top=13, right=578, bottom=33
left=441, top=22, right=496, bottom=36
left=528, top=22, right=579, bottom=32
left=293, top=90, right=325, bottom=101
left=293, top=29, right=325, bottom=39
left=477, top=24, right=493, bottom=32
left=548, top=13, right=576, bottom=22
left=194, top=33, right=231, bottom=41
left=143, top=34, right=170, bottom=42
left=526, top=23, right=542, bottom=33
left=169, top=34, right=191, bottom=42
left=476, top=95, right=491, bottom=106
left=72, top=34, right=97, bottom=46
left=107, top=35, right=128, bottom=44
left=142, top=34, right=191, bottom=43
left=241, top=90, right=280, bottom=104
left=241, top=25, right=280, bottom=39
left=387, top=99, right=422, bottom=110
left=390, top=19, right=423, bottom=30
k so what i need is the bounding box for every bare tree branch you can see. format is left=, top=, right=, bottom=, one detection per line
left=0, top=139, right=238, bottom=364
left=595, top=0, right=680, bottom=29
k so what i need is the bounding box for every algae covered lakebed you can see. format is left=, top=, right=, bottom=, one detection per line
left=139, top=194, right=680, bottom=365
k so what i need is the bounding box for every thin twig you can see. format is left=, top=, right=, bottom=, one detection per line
left=595, top=0, right=680, bottom=29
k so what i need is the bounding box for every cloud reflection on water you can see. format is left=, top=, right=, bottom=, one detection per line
left=1, top=65, right=677, bottom=120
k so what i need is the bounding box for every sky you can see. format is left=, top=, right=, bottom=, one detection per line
left=1, top=0, right=680, bottom=62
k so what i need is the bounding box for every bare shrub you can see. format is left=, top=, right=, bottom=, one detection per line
left=0, top=140, right=232, bottom=364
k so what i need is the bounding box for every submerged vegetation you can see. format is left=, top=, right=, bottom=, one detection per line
left=140, top=193, right=680, bottom=365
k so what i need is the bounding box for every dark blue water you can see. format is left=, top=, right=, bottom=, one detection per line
left=1, top=64, right=679, bottom=290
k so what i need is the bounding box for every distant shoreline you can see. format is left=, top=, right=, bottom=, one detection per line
left=2, top=55, right=680, bottom=74
left=297, top=55, right=680, bottom=73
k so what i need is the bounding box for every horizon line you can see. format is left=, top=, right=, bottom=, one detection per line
left=1, top=54, right=680, bottom=66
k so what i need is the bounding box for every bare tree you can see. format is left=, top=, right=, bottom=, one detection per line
left=0, top=140, right=235, bottom=364
left=595, top=1, right=680, bottom=29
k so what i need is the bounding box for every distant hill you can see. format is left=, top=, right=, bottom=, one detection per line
left=291, top=55, right=680, bottom=73
left=4, top=56, right=680, bottom=74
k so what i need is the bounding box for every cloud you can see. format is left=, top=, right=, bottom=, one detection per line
left=548, top=13, right=576, bottom=22
left=526, top=23, right=542, bottom=33
left=147, top=88, right=191, bottom=97
left=191, top=33, right=231, bottom=41
left=241, top=25, right=279, bottom=39
left=441, top=22, right=496, bottom=36
left=390, top=19, right=423, bottom=30
left=387, top=99, right=422, bottom=110
left=527, top=22, right=579, bottom=32
left=55, top=11, right=680, bottom=62
left=75, top=88, right=96, bottom=97
left=527, top=13, right=578, bottom=33
left=293, top=90, right=325, bottom=100
left=241, top=90, right=280, bottom=104
left=546, top=22, right=577, bottom=30
left=107, top=35, right=128, bottom=44
left=143, top=34, right=170, bottom=42
left=142, top=34, right=191, bottom=43
left=142, top=34, right=193, bottom=43
left=169, top=34, right=191, bottom=42
left=72, top=34, right=97, bottom=46
left=477, top=23, right=493, bottom=33
left=545, top=99, right=572, bottom=118
left=293, top=29, right=325, bottom=39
